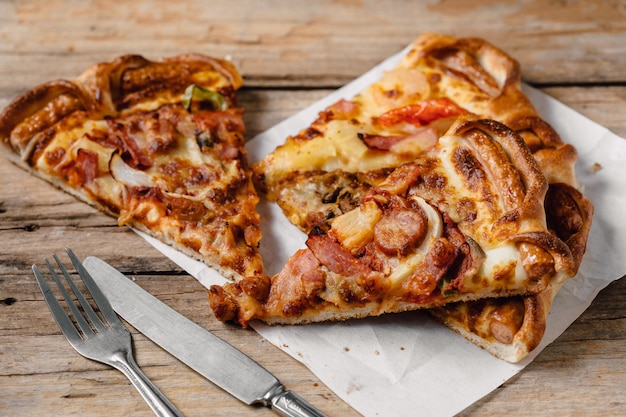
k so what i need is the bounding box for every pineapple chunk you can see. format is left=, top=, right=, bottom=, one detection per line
left=330, top=200, right=382, bottom=253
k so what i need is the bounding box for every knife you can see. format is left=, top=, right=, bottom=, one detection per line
left=83, top=256, right=329, bottom=417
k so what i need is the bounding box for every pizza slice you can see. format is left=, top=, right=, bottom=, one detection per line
left=209, top=117, right=576, bottom=326
left=0, top=54, right=266, bottom=289
left=244, top=33, right=593, bottom=362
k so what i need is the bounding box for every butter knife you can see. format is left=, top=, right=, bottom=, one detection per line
left=83, top=256, right=328, bottom=417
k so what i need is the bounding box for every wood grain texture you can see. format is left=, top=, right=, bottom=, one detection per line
left=1, top=1, right=625, bottom=416
left=1, top=0, right=626, bottom=96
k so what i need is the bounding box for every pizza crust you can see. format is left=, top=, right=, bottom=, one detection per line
left=430, top=280, right=559, bottom=363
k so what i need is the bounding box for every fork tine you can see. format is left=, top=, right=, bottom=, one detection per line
left=53, top=253, right=108, bottom=334
left=32, top=264, right=82, bottom=342
left=46, top=256, right=96, bottom=337
left=65, top=248, right=121, bottom=328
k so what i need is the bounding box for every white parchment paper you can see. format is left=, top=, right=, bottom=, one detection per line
left=136, top=48, right=626, bottom=416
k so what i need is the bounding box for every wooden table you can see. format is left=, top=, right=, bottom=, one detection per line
left=1, top=1, right=625, bottom=416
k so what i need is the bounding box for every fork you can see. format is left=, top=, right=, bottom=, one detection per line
left=33, top=248, right=185, bottom=417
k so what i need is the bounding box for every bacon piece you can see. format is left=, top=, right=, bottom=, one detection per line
left=193, top=108, right=245, bottom=141
left=439, top=214, right=485, bottom=292
left=321, top=98, right=360, bottom=121
left=358, top=126, right=439, bottom=152
left=357, top=132, right=410, bottom=151
left=61, top=148, right=99, bottom=187
left=84, top=130, right=123, bottom=150
left=77, top=149, right=99, bottom=184
left=376, top=98, right=466, bottom=127
left=106, top=118, right=153, bottom=169
left=306, top=230, right=373, bottom=277
left=265, top=249, right=326, bottom=316
left=363, top=162, right=423, bottom=198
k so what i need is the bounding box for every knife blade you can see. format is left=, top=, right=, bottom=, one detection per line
left=83, top=256, right=328, bottom=417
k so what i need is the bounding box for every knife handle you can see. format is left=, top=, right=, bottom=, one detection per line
left=269, top=387, right=329, bottom=417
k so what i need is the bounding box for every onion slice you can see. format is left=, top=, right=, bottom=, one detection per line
left=109, top=152, right=154, bottom=188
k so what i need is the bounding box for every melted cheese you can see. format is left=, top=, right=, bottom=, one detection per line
left=479, top=244, right=528, bottom=289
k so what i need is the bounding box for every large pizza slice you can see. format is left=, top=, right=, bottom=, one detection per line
left=220, top=33, right=593, bottom=362
left=0, top=54, right=266, bottom=289
left=209, top=117, right=576, bottom=327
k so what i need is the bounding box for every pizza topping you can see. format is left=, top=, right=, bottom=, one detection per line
left=320, top=99, right=360, bottom=122
left=488, top=298, right=526, bottom=344
left=182, top=84, right=229, bottom=112
left=73, top=148, right=99, bottom=185
left=265, top=249, right=326, bottom=317
left=545, top=184, right=584, bottom=241
left=403, top=237, right=457, bottom=297
left=373, top=206, right=427, bottom=256
left=463, top=297, right=527, bottom=344
left=208, top=284, right=240, bottom=323
left=330, top=200, right=382, bottom=252
left=109, top=151, right=154, bottom=188
left=306, top=230, right=374, bottom=278
left=239, top=274, right=272, bottom=301
left=270, top=169, right=390, bottom=234
left=375, top=98, right=466, bottom=127
left=517, top=242, right=554, bottom=293
left=357, top=127, right=439, bottom=152
left=105, top=117, right=154, bottom=170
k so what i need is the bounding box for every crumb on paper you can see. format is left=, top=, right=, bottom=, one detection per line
left=589, top=162, right=603, bottom=174
left=346, top=382, right=362, bottom=394
left=344, top=346, right=350, bottom=352
left=374, top=349, right=380, bottom=355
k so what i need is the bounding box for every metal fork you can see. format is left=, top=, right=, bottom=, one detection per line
left=33, top=248, right=184, bottom=417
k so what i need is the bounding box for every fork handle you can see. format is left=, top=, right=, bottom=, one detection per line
left=110, top=349, right=185, bottom=417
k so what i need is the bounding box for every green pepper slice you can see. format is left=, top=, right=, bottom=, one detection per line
left=182, top=84, right=228, bottom=111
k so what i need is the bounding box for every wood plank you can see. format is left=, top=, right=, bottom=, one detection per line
left=1, top=0, right=626, bottom=99
left=542, top=86, right=626, bottom=138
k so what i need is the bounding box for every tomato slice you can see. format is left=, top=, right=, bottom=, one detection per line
left=376, top=98, right=466, bottom=127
